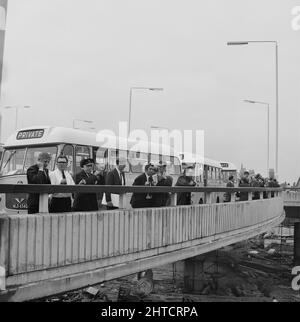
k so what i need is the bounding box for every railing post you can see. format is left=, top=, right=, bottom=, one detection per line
left=170, top=193, right=177, bottom=206
left=248, top=192, right=253, bottom=201
left=267, top=191, right=271, bottom=199
left=230, top=193, right=235, bottom=202
left=39, top=193, right=49, bottom=213
left=0, top=215, right=9, bottom=291
left=119, top=193, right=126, bottom=209
left=205, top=192, right=212, bottom=204
left=259, top=192, right=264, bottom=200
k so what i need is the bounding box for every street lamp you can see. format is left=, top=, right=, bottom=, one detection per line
left=128, top=87, right=164, bottom=136
left=4, top=105, right=31, bottom=130
left=243, top=99, right=270, bottom=176
left=227, top=40, right=278, bottom=177
left=73, top=119, right=93, bottom=129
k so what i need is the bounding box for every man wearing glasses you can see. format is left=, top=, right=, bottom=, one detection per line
left=26, top=152, right=52, bottom=214
left=73, top=158, right=99, bottom=211
left=49, top=155, right=75, bottom=213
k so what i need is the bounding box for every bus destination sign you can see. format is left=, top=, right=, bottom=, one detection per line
left=220, top=162, right=229, bottom=168
left=17, top=129, right=44, bottom=140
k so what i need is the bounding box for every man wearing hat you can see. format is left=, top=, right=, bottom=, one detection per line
left=26, top=152, right=52, bottom=214
left=73, top=158, right=99, bottom=211
left=238, top=170, right=250, bottom=201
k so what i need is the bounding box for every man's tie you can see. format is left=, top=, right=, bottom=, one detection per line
left=61, top=170, right=66, bottom=179
left=120, top=173, right=125, bottom=186
left=148, top=176, right=154, bottom=186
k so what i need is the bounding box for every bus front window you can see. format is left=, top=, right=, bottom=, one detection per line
left=0, top=148, right=26, bottom=176
left=24, top=146, right=58, bottom=172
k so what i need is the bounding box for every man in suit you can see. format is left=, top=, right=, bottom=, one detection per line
left=105, top=158, right=127, bottom=210
left=175, top=166, right=196, bottom=205
left=26, top=152, right=52, bottom=214
left=152, top=162, right=173, bottom=207
left=130, top=163, right=157, bottom=209
left=73, top=158, right=99, bottom=211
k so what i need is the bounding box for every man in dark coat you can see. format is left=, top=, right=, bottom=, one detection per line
left=105, top=158, right=127, bottom=210
left=223, top=175, right=235, bottom=202
left=73, top=158, right=99, bottom=211
left=175, top=166, right=196, bottom=205
left=152, top=162, right=173, bottom=207
left=130, top=163, right=156, bottom=208
left=26, top=152, right=52, bottom=214
left=251, top=174, right=262, bottom=200
left=238, top=170, right=250, bottom=201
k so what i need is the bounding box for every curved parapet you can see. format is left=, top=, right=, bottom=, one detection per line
left=0, top=185, right=284, bottom=301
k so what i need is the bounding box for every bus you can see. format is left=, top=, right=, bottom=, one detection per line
left=220, top=161, right=238, bottom=183
left=179, top=152, right=224, bottom=203
left=0, top=126, right=182, bottom=214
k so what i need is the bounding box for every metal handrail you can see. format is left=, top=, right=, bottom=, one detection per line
left=0, top=184, right=283, bottom=194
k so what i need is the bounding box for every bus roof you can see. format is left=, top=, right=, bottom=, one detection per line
left=4, top=126, right=179, bottom=157
left=180, top=152, right=222, bottom=168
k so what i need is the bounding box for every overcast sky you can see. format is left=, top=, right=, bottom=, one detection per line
left=0, top=0, right=299, bottom=182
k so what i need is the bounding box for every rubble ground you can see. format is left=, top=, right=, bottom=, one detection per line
left=37, top=232, right=300, bottom=302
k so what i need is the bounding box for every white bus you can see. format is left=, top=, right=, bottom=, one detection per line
left=179, top=153, right=223, bottom=186
left=179, top=152, right=224, bottom=203
left=220, top=161, right=237, bottom=182
left=0, top=126, right=182, bottom=214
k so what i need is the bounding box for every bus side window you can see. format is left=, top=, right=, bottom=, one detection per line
left=62, top=144, right=74, bottom=175
left=150, top=153, right=160, bottom=166
left=75, top=145, right=90, bottom=175
left=108, top=149, right=130, bottom=172
left=129, top=151, right=148, bottom=173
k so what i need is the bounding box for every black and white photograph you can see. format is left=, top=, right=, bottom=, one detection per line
left=0, top=0, right=300, bottom=309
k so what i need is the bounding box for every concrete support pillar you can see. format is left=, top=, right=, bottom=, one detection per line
left=294, top=223, right=300, bottom=266
left=184, top=256, right=205, bottom=292
left=184, top=253, right=218, bottom=292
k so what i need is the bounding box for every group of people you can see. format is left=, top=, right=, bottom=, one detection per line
left=223, top=170, right=280, bottom=202
left=27, top=152, right=278, bottom=214
left=26, top=152, right=198, bottom=214
left=27, top=153, right=106, bottom=214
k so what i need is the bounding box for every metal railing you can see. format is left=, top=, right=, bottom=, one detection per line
left=0, top=184, right=283, bottom=213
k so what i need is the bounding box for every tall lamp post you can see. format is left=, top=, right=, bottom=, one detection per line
left=4, top=105, right=31, bottom=130
left=227, top=40, right=278, bottom=177
left=244, top=99, right=270, bottom=176
left=128, top=87, right=163, bottom=136
left=73, top=119, right=93, bottom=129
